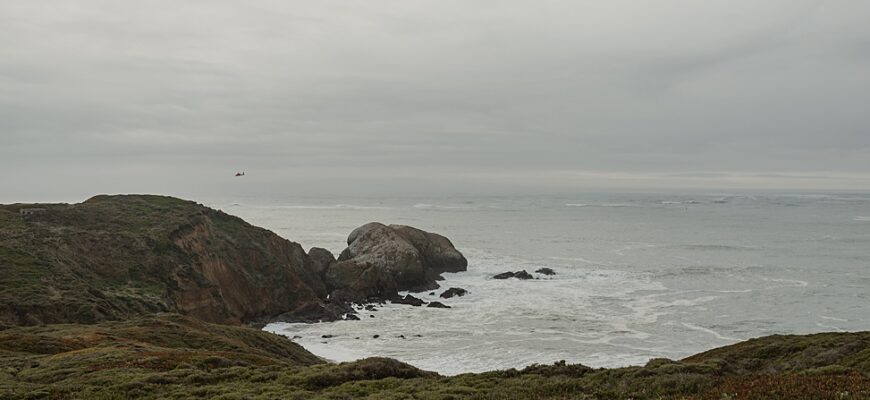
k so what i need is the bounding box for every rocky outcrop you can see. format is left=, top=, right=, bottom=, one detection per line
left=323, top=222, right=467, bottom=302
left=535, top=268, right=556, bottom=276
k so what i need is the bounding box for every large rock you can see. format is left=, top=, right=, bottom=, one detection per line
left=324, top=222, right=467, bottom=302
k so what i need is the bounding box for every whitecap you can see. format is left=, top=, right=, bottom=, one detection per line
left=681, top=322, right=741, bottom=342
left=816, top=322, right=845, bottom=332
left=413, top=203, right=474, bottom=210
left=272, top=204, right=391, bottom=210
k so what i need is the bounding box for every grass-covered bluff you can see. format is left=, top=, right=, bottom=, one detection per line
left=1, top=195, right=868, bottom=399
left=0, top=195, right=331, bottom=327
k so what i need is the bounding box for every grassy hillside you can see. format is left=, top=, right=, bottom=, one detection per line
left=1, top=316, right=867, bottom=399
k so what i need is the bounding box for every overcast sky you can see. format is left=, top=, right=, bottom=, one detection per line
left=2, top=1, right=869, bottom=201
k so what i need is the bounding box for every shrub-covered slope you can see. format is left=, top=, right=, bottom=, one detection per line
left=1, top=317, right=867, bottom=399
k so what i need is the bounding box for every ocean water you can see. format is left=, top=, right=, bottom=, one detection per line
left=204, top=192, right=870, bottom=375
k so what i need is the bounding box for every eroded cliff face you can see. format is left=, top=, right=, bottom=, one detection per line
left=169, top=216, right=328, bottom=325
left=0, top=195, right=336, bottom=327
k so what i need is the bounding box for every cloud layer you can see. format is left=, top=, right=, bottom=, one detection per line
left=2, top=1, right=869, bottom=199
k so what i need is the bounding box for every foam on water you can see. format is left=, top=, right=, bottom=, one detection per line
left=264, top=249, right=723, bottom=375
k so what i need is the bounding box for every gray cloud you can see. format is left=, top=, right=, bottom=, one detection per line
left=1, top=0, right=869, bottom=200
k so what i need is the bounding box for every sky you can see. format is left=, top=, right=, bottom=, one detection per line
left=1, top=0, right=869, bottom=201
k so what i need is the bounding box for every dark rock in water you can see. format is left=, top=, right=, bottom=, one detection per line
left=427, top=301, right=451, bottom=309
left=324, top=222, right=467, bottom=302
left=493, top=270, right=534, bottom=280
left=429, top=292, right=435, bottom=296
left=345, top=314, right=360, bottom=321
left=392, top=294, right=425, bottom=307
left=514, top=270, right=534, bottom=280
left=440, top=287, right=468, bottom=299
left=398, top=335, right=406, bottom=339
left=321, top=334, right=334, bottom=339
left=365, top=305, right=378, bottom=312
left=292, top=335, right=302, bottom=340
left=535, top=267, right=556, bottom=276
left=370, top=315, right=375, bottom=318
left=373, top=334, right=380, bottom=339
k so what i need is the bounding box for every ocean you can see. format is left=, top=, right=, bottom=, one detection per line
left=203, top=192, right=870, bottom=375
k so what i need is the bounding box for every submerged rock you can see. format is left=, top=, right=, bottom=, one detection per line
left=535, top=268, right=556, bottom=276
left=440, top=287, right=468, bottom=298
left=427, top=301, right=451, bottom=309
left=392, top=294, right=426, bottom=307
left=514, top=270, right=534, bottom=280
left=493, top=270, right=534, bottom=280
left=493, top=272, right=515, bottom=279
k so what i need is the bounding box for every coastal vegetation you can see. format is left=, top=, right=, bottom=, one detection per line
left=2, top=318, right=867, bottom=399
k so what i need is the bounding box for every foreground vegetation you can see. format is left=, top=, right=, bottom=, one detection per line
left=1, top=314, right=868, bottom=399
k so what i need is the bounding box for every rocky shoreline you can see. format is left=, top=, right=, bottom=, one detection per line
left=1, top=195, right=868, bottom=399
